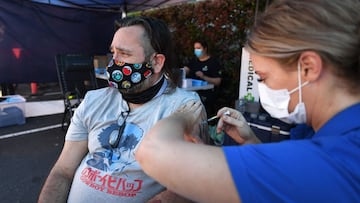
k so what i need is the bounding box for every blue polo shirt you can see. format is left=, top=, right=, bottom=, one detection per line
left=223, top=103, right=360, bottom=202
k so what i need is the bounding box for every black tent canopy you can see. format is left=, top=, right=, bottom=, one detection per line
left=0, top=0, right=191, bottom=83
left=30, top=0, right=193, bottom=13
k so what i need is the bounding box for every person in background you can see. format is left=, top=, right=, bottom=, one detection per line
left=184, top=39, right=222, bottom=117
left=38, top=16, right=208, bottom=203
left=135, top=0, right=360, bottom=202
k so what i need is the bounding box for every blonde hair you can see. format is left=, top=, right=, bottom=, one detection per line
left=245, top=0, right=360, bottom=91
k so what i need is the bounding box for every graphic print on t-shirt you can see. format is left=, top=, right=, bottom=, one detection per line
left=80, top=122, right=145, bottom=197
left=202, top=65, right=208, bottom=72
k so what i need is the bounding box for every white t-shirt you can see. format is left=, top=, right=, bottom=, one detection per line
left=66, top=83, right=206, bottom=202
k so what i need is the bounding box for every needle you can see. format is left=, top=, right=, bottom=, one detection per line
left=207, top=115, right=219, bottom=122
left=206, top=110, right=230, bottom=122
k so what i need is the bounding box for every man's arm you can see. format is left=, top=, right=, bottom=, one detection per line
left=146, top=101, right=208, bottom=203
left=136, top=101, right=240, bottom=203
left=38, top=140, right=88, bottom=203
left=147, top=101, right=210, bottom=203
left=147, top=190, right=195, bottom=203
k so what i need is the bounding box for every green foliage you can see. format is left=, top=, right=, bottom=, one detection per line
left=141, top=0, right=267, bottom=108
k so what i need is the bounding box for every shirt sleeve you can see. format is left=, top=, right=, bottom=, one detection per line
left=207, top=57, right=222, bottom=78
left=65, top=94, right=90, bottom=141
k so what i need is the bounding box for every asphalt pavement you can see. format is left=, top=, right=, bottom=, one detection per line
left=0, top=113, right=65, bottom=203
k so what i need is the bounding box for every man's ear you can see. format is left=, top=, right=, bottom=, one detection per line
left=299, top=51, right=323, bottom=82
left=152, top=54, right=165, bottom=73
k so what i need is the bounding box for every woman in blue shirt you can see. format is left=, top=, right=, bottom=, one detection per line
left=135, top=0, right=360, bottom=202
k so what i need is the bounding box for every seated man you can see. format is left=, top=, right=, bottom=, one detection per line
left=38, top=16, right=209, bottom=203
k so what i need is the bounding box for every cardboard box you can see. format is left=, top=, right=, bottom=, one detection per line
left=93, top=55, right=110, bottom=68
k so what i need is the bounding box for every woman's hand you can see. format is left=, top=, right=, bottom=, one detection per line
left=195, top=71, right=204, bottom=79
left=216, top=107, right=260, bottom=145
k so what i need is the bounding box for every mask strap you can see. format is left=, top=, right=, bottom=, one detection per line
left=288, top=62, right=309, bottom=102
left=297, top=62, right=302, bottom=103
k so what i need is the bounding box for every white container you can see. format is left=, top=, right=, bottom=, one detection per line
left=181, top=78, right=192, bottom=88
left=0, top=95, right=26, bottom=127
left=0, top=95, right=26, bottom=114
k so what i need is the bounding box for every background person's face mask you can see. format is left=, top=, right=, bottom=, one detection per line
left=194, top=49, right=203, bottom=58
left=107, top=59, right=153, bottom=89
left=257, top=63, right=309, bottom=124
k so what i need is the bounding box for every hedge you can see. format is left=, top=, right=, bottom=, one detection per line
left=140, top=0, right=268, bottom=108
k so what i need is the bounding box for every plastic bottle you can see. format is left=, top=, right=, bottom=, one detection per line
left=237, top=98, right=247, bottom=114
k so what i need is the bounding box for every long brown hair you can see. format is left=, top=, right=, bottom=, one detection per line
left=245, top=0, right=360, bottom=93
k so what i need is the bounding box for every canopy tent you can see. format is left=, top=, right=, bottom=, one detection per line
left=30, top=0, right=193, bottom=14
left=0, top=0, right=191, bottom=83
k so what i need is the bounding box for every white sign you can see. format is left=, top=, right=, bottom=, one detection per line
left=238, top=48, right=259, bottom=102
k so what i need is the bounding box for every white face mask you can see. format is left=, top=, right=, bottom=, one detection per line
left=257, top=62, right=309, bottom=124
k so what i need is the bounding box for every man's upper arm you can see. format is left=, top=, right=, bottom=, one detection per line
left=190, top=103, right=210, bottom=144
left=54, top=140, right=88, bottom=178
left=38, top=140, right=88, bottom=202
